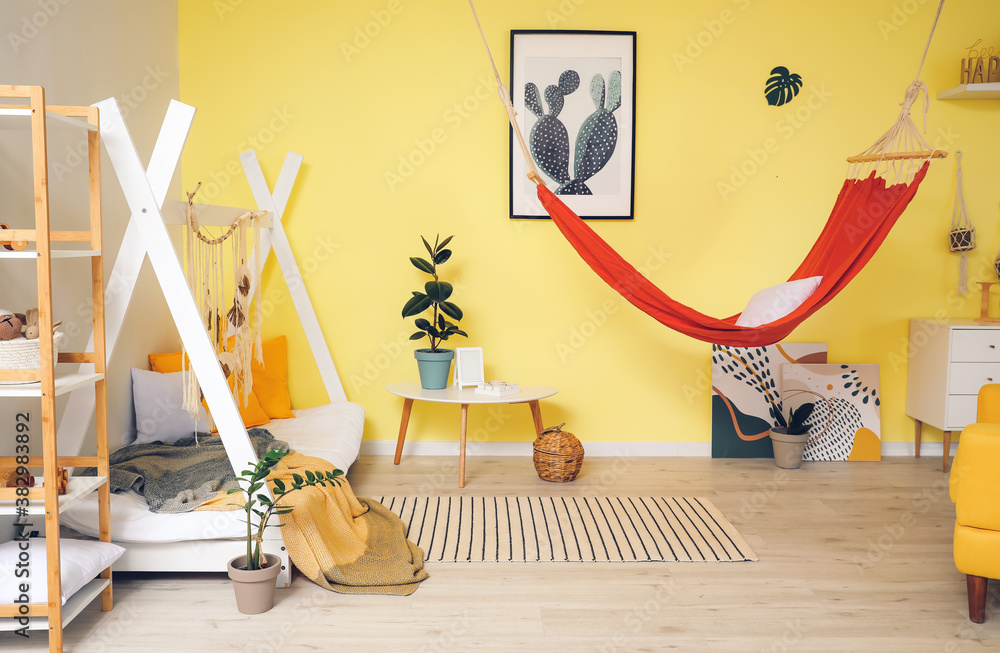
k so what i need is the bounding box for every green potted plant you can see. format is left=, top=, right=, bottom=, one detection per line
left=768, top=403, right=816, bottom=469
left=226, top=449, right=343, bottom=614
left=402, top=234, right=468, bottom=389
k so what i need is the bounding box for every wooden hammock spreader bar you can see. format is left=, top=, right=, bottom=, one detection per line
left=846, top=150, right=948, bottom=164
left=467, top=0, right=543, bottom=186
left=847, top=0, right=948, bottom=172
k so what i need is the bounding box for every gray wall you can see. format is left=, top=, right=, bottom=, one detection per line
left=0, top=0, right=181, bottom=455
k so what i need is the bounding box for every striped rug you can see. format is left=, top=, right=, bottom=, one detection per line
left=377, top=496, right=757, bottom=563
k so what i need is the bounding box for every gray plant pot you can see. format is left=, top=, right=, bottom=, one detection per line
left=769, top=428, right=809, bottom=469
left=414, top=348, right=454, bottom=390
left=227, top=553, right=281, bottom=614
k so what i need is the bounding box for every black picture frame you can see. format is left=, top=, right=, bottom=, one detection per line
left=509, top=30, right=636, bottom=220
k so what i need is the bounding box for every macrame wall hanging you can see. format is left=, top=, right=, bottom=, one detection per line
left=948, top=151, right=976, bottom=295
left=182, top=183, right=266, bottom=419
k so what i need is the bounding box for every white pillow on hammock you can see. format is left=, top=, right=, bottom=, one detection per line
left=735, top=276, right=823, bottom=328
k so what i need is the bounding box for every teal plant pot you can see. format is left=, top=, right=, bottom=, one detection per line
left=414, top=349, right=454, bottom=390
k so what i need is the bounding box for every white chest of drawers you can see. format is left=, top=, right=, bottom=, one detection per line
left=905, top=318, right=1000, bottom=470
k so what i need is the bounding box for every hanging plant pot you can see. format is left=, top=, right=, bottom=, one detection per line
left=949, top=227, right=976, bottom=252
left=414, top=349, right=455, bottom=390
left=227, top=553, right=282, bottom=614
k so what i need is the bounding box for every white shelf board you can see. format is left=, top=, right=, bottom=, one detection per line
left=0, top=578, right=110, bottom=632
left=0, top=249, right=100, bottom=259
left=0, top=476, right=107, bottom=516
left=0, top=107, right=97, bottom=131
left=0, top=372, right=103, bottom=397
left=937, top=82, right=1000, bottom=100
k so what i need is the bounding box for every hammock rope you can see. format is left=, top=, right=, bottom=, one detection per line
left=467, top=0, right=948, bottom=347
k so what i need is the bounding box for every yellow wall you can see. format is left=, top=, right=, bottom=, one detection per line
left=178, top=0, right=1000, bottom=447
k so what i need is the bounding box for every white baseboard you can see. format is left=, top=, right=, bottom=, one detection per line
left=360, top=441, right=713, bottom=457
left=360, top=440, right=958, bottom=457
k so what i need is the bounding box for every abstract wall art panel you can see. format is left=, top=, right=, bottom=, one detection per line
left=780, top=364, right=882, bottom=462
left=711, top=342, right=828, bottom=458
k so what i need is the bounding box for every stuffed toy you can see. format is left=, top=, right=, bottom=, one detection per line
left=23, top=308, right=38, bottom=340
left=0, top=313, right=22, bottom=340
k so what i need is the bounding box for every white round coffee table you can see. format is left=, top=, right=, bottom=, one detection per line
left=386, top=382, right=559, bottom=488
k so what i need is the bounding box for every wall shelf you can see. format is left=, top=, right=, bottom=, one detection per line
left=936, top=82, right=1000, bottom=100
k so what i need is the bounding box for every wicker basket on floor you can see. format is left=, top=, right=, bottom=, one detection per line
left=533, top=423, right=584, bottom=482
left=0, top=332, right=63, bottom=384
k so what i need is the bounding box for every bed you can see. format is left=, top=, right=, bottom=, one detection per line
left=61, top=402, right=364, bottom=588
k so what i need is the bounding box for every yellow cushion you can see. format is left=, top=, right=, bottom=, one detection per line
left=148, top=351, right=270, bottom=429
left=251, top=336, right=295, bottom=420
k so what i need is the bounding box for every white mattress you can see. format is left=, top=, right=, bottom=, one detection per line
left=60, top=401, right=364, bottom=542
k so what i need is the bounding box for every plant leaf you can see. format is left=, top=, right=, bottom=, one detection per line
left=433, top=249, right=452, bottom=265
left=439, top=301, right=463, bottom=320
left=292, top=473, right=304, bottom=485
left=437, top=314, right=446, bottom=330
left=410, top=331, right=427, bottom=340
left=424, top=280, right=453, bottom=303
left=402, top=294, right=433, bottom=317
left=273, top=478, right=285, bottom=493
left=451, top=329, right=468, bottom=338
left=410, top=257, right=435, bottom=274
left=421, top=235, right=434, bottom=258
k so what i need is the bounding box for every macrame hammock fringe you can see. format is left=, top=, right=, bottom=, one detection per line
left=467, top=0, right=948, bottom=347
left=182, top=182, right=266, bottom=422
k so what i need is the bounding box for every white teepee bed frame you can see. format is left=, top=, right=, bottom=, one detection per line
left=58, top=98, right=350, bottom=588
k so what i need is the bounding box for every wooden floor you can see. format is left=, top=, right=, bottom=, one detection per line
left=7, top=455, right=999, bottom=652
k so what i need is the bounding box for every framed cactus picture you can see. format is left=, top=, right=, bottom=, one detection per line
left=509, top=30, right=636, bottom=220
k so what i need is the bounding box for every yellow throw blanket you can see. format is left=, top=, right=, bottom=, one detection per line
left=197, top=451, right=428, bottom=595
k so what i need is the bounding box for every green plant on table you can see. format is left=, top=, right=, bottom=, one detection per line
left=229, top=449, right=343, bottom=571
left=401, top=234, right=467, bottom=353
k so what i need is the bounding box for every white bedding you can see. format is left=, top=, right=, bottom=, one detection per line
left=60, top=402, right=364, bottom=543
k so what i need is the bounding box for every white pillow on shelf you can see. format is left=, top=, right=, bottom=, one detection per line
left=131, top=368, right=209, bottom=445
left=735, top=276, right=823, bottom=328
left=0, top=538, right=124, bottom=605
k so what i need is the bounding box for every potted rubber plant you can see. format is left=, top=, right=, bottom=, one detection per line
left=226, top=448, right=343, bottom=614
left=768, top=403, right=816, bottom=469
left=402, top=235, right=468, bottom=389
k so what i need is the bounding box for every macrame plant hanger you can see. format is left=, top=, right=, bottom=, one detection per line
left=183, top=182, right=266, bottom=420
left=948, top=151, right=976, bottom=295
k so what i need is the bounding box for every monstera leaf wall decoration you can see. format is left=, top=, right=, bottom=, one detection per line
left=764, top=66, right=803, bottom=107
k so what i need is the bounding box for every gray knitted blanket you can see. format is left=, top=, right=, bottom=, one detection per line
left=86, top=429, right=288, bottom=513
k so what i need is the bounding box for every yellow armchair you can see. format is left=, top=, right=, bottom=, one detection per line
left=950, top=383, right=1000, bottom=623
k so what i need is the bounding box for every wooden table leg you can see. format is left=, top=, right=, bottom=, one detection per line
left=459, top=404, right=469, bottom=488
left=914, top=419, right=922, bottom=458
left=394, top=398, right=414, bottom=465
left=943, top=430, right=951, bottom=473
left=528, top=400, right=544, bottom=435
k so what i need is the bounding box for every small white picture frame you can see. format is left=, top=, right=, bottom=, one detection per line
left=454, top=347, right=485, bottom=387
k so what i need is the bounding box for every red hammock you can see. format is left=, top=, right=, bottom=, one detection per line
left=537, top=161, right=930, bottom=347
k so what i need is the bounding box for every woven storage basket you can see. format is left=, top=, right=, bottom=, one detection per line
left=0, top=332, right=63, bottom=384
left=532, top=423, right=584, bottom=482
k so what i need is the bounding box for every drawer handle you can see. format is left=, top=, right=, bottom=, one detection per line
left=992, top=345, right=997, bottom=349
left=990, top=378, right=994, bottom=382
